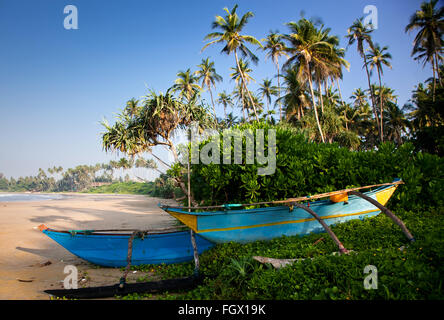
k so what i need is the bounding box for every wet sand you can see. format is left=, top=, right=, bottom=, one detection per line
left=0, top=194, right=178, bottom=299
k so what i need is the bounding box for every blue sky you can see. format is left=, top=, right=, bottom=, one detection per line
left=0, top=0, right=432, bottom=178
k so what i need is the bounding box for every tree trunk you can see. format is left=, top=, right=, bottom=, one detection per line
left=235, top=50, right=259, bottom=121
left=276, top=60, right=282, bottom=121
left=336, top=79, right=348, bottom=130
left=436, top=53, right=443, bottom=86
left=167, top=138, right=197, bottom=206
left=377, top=68, right=384, bottom=143
left=241, top=87, right=246, bottom=122
left=364, top=55, right=381, bottom=139
left=318, top=79, right=324, bottom=114
left=187, top=131, right=199, bottom=273
left=432, top=55, right=436, bottom=102
left=208, top=86, right=218, bottom=123
left=308, top=71, right=325, bottom=143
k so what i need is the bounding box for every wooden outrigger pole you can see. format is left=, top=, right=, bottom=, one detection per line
left=187, top=130, right=200, bottom=275
left=348, top=190, right=415, bottom=242
left=291, top=202, right=349, bottom=254
left=163, top=180, right=405, bottom=210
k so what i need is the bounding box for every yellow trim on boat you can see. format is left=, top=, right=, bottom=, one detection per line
left=167, top=211, right=198, bottom=232
left=375, top=186, right=396, bottom=206
left=196, top=208, right=380, bottom=233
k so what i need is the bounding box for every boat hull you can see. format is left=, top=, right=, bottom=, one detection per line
left=42, top=229, right=215, bottom=267
left=163, top=184, right=398, bottom=244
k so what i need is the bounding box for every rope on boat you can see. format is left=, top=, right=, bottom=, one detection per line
left=119, top=230, right=145, bottom=289
left=161, top=180, right=404, bottom=211
left=118, top=226, right=202, bottom=289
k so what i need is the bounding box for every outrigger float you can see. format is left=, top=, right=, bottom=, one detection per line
left=40, top=225, right=210, bottom=299
left=38, top=225, right=214, bottom=267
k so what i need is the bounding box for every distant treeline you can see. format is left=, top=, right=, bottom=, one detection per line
left=0, top=158, right=176, bottom=198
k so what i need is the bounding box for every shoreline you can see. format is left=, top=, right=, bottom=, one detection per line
left=0, top=193, right=177, bottom=299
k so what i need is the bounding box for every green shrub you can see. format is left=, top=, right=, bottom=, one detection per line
left=190, top=123, right=444, bottom=210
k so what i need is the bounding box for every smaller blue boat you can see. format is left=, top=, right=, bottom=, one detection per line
left=39, top=225, right=215, bottom=267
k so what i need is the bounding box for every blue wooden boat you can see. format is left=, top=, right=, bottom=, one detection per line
left=39, top=225, right=215, bottom=267
left=160, top=180, right=402, bottom=244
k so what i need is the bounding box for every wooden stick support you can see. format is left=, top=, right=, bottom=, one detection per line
left=120, top=231, right=137, bottom=288
left=187, top=130, right=200, bottom=275
left=348, top=191, right=415, bottom=242
left=292, top=202, right=349, bottom=254
left=190, top=230, right=200, bottom=275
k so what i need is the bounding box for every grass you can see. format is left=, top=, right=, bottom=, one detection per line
left=82, top=182, right=153, bottom=195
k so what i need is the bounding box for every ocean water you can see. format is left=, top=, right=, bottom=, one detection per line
left=0, top=193, right=66, bottom=202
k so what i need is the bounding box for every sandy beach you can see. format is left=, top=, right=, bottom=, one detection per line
left=0, top=193, right=178, bottom=299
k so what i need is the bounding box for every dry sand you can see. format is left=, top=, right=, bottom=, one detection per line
left=0, top=193, right=178, bottom=299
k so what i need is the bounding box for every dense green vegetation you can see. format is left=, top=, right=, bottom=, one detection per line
left=83, top=180, right=182, bottom=199
left=0, top=159, right=162, bottom=194
left=121, top=206, right=443, bottom=300
left=82, top=182, right=153, bottom=195
left=188, top=122, right=443, bottom=211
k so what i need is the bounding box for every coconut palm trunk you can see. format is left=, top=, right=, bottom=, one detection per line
left=235, top=51, right=259, bottom=121
left=364, top=55, right=381, bottom=138
left=276, top=60, right=282, bottom=121
left=432, top=55, right=437, bottom=102
left=208, top=87, right=218, bottom=121
left=317, top=79, right=325, bottom=114
left=308, top=70, right=325, bottom=143
left=377, top=68, right=384, bottom=142
left=336, top=79, right=348, bottom=130
left=436, top=53, right=443, bottom=86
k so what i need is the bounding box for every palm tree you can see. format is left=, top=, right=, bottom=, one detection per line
left=346, top=18, right=380, bottom=138
left=383, top=102, right=409, bottom=145
left=371, top=84, right=397, bottom=108
left=230, top=59, right=255, bottom=120
left=217, top=91, right=234, bottom=119
left=135, top=157, right=163, bottom=176
left=311, top=25, right=347, bottom=115
left=350, top=88, right=368, bottom=108
left=202, top=4, right=263, bottom=121
left=283, top=18, right=333, bottom=142
left=405, top=0, right=444, bottom=101
left=262, top=31, right=288, bottom=120
left=258, top=78, right=278, bottom=119
left=277, top=67, right=310, bottom=121
left=327, top=43, right=350, bottom=118
left=125, top=98, right=140, bottom=118
left=366, top=44, right=393, bottom=142
left=224, top=112, right=239, bottom=128
left=195, top=58, right=223, bottom=120
left=171, top=69, right=201, bottom=103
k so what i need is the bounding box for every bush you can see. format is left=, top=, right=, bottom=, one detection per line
left=190, top=123, right=444, bottom=210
